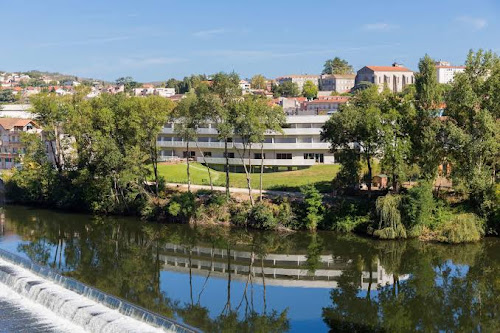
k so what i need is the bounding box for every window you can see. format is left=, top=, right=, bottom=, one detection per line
left=183, top=151, right=195, bottom=158
left=276, top=153, right=292, bottom=160
left=203, top=152, right=212, bottom=157
left=254, top=153, right=266, bottom=159
left=224, top=152, right=235, bottom=158
left=304, top=153, right=314, bottom=159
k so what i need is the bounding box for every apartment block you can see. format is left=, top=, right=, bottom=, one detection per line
left=435, top=61, right=465, bottom=84
left=0, top=118, right=39, bottom=169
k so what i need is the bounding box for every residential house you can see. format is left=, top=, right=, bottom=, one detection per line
left=356, top=63, right=414, bottom=92
left=0, top=118, right=40, bottom=169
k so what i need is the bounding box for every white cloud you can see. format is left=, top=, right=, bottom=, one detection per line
left=362, top=23, right=398, bottom=31
left=456, top=16, right=487, bottom=30
left=192, top=28, right=226, bottom=38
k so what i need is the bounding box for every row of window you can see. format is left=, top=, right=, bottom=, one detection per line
left=180, top=152, right=325, bottom=162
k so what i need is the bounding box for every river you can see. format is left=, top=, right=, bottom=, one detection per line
left=0, top=205, right=498, bottom=332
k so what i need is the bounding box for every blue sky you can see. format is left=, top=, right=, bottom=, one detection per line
left=1, top=0, right=499, bottom=81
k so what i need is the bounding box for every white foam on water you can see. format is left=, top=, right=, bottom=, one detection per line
left=0, top=282, right=87, bottom=333
left=0, top=258, right=175, bottom=333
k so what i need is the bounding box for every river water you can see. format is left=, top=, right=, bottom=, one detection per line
left=0, top=205, right=498, bottom=332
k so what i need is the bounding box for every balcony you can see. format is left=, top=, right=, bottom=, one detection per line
left=196, top=157, right=316, bottom=166
left=158, top=140, right=331, bottom=150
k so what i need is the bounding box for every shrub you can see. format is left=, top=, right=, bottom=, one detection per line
left=248, top=202, right=278, bottom=230
left=435, top=213, right=485, bottom=244
left=229, top=201, right=250, bottom=227
left=300, top=185, right=324, bottom=231
left=322, top=200, right=370, bottom=232
left=275, top=198, right=295, bottom=228
left=166, top=192, right=196, bottom=222
left=401, top=181, right=436, bottom=229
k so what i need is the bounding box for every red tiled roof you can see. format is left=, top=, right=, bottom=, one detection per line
left=365, top=66, right=413, bottom=72
left=0, top=118, right=38, bottom=130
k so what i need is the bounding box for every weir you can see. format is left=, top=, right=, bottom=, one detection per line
left=0, top=248, right=200, bottom=333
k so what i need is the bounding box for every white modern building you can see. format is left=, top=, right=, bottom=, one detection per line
left=435, top=61, right=465, bottom=84
left=157, top=115, right=335, bottom=170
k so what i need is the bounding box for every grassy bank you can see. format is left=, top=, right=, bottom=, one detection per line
left=156, top=162, right=340, bottom=192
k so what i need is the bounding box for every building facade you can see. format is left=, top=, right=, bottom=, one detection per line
left=356, top=64, right=414, bottom=93
left=275, top=75, right=319, bottom=92
left=319, top=74, right=355, bottom=93
left=302, top=96, right=350, bottom=115
left=0, top=118, right=39, bottom=169
left=157, top=115, right=335, bottom=169
left=435, top=61, right=465, bottom=84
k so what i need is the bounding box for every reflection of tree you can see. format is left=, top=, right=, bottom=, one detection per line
left=322, top=240, right=500, bottom=332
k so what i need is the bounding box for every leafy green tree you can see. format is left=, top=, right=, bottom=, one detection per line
left=0, top=89, right=17, bottom=102
left=322, top=57, right=354, bottom=75
left=321, top=85, right=385, bottom=192
left=272, top=81, right=300, bottom=97
left=210, top=72, right=242, bottom=199
left=115, top=76, right=141, bottom=92
left=250, top=74, right=267, bottom=89
left=412, top=54, right=446, bottom=180
left=445, top=49, right=500, bottom=218
left=302, top=80, right=318, bottom=99
left=136, top=96, right=174, bottom=195
left=173, top=91, right=198, bottom=192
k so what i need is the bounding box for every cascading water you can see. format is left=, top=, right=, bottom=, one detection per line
left=0, top=250, right=200, bottom=333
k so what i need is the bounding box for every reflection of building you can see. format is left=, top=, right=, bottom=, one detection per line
left=159, top=243, right=408, bottom=289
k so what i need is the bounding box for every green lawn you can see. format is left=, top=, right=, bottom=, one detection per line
left=156, top=162, right=340, bottom=192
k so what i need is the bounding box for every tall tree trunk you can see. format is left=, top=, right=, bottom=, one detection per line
left=186, top=141, right=191, bottom=192
left=366, top=154, right=372, bottom=195
left=259, top=143, right=264, bottom=201
left=195, top=141, right=213, bottom=190
left=225, top=139, right=230, bottom=200
left=152, top=143, right=159, bottom=195
left=236, top=143, right=254, bottom=206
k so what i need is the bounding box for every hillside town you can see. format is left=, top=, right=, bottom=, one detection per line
left=0, top=59, right=465, bottom=169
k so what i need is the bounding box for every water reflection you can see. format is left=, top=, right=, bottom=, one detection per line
left=0, top=206, right=499, bottom=332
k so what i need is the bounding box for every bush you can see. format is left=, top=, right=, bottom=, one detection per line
left=229, top=201, right=250, bottom=227
left=300, top=185, right=324, bottom=231
left=322, top=199, right=370, bottom=232
left=248, top=202, right=278, bottom=230
left=275, top=198, right=295, bottom=228
left=435, top=213, right=485, bottom=244
left=166, top=192, right=196, bottom=222
left=401, top=181, right=436, bottom=229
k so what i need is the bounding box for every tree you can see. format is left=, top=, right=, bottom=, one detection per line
left=250, top=74, right=267, bottom=90
left=272, top=81, right=300, bottom=97
left=321, top=85, right=385, bottom=193
left=173, top=91, right=198, bottom=192
left=322, top=57, right=354, bottom=75
left=0, top=89, right=16, bottom=102
left=136, top=96, right=174, bottom=195
left=412, top=54, right=446, bottom=180
left=210, top=72, right=242, bottom=199
left=302, top=80, right=318, bottom=99
left=115, top=77, right=141, bottom=93
left=445, top=50, right=500, bottom=217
